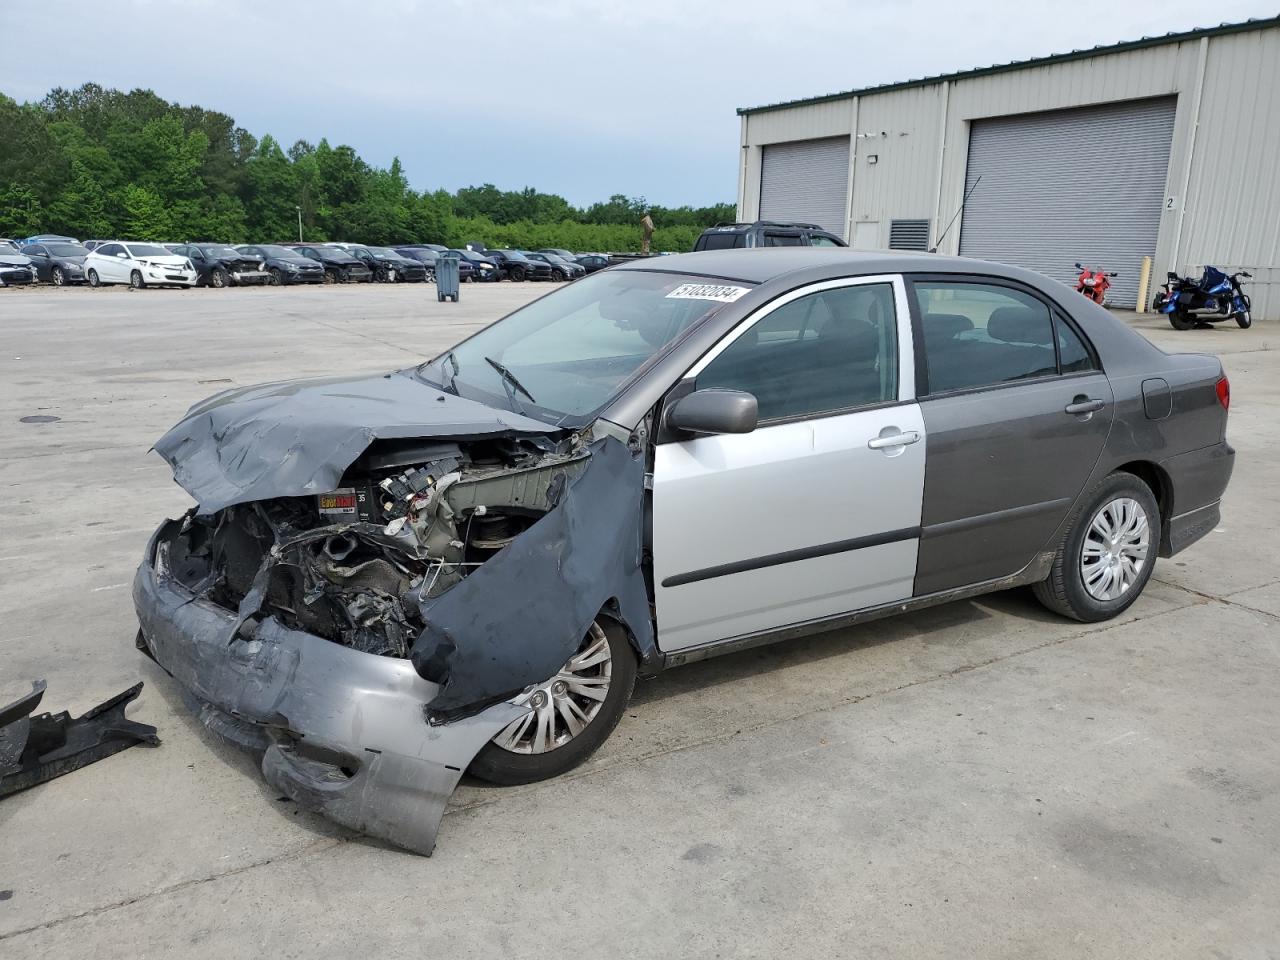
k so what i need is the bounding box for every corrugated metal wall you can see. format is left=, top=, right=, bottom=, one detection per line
left=959, top=98, right=1176, bottom=307
left=738, top=23, right=1280, bottom=320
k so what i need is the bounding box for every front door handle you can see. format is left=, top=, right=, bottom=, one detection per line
left=867, top=430, right=921, bottom=450
left=1065, top=398, right=1106, bottom=415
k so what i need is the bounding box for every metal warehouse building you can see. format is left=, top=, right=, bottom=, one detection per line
left=735, top=17, right=1280, bottom=318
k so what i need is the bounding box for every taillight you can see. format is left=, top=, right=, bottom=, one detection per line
left=1216, top=376, right=1230, bottom=411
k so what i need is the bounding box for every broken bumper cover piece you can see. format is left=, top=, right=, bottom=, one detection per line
left=0, top=679, right=159, bottom=799
left=133, top=521, right=525, bottom=855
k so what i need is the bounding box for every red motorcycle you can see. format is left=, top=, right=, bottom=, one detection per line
left=1074, top=262, right=1117, bottom=305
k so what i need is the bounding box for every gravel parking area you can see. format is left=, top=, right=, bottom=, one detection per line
left=1, top=284, right=1277, bottom=959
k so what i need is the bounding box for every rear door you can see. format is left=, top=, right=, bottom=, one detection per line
left=652, top=275, right=925, bottom=652
left=907, top=276, right=1113, bottom=594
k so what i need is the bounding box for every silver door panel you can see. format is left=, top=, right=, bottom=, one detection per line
left=653, top=401, right=926, bottom=651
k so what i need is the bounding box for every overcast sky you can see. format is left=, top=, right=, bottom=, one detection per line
left=2, top=0, right=1274, bottom=208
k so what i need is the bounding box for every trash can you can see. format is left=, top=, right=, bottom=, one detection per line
left=436, top=252, right=460, bottom=303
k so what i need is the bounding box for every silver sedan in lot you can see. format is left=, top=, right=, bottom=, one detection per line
left=135, top=249, right=1234, bottom=854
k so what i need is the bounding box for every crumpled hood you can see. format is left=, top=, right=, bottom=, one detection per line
left=154, top=369, right=559, bottom=514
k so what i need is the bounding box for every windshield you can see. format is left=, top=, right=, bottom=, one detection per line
left=254, top=245, right=295, bottom=257
left=126, top=244, right=171, bottom=258
left=46, top=243, right=85, bottom=257
left=368, top=247, right=398, bottom=257
left=496, top=250, right=529, bottom=262
left=418, top=270, right=752, bottom=424
left=0, top=241, right=21, bottom=254
left=199, top=245, right=244, bottom=259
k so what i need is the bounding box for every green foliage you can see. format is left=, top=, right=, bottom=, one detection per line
left=0, top=83, right=732, bottom=250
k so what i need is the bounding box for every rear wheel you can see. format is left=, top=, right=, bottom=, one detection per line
left=1033, top=472, right=1160, bottom=623
left=129, top=270, right=144, bottom=290
left=468, top=618, right=637, bottom=785
left=1169, top=309, right=1195, bottom=331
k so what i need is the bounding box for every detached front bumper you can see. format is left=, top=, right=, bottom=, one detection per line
left=132, top=520, right=524, bottom=854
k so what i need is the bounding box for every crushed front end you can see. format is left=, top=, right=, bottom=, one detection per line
left=135, top=429, right=622, bottom=854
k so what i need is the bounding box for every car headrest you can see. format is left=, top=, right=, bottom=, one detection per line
left=987, top=307, right=1047, bottom=344
left=923, top=313, right=974, bottom=340
left=817, top=315, right=878, bottom=356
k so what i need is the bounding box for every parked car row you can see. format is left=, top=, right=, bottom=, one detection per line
left=2, top=234, right=616, bottom=289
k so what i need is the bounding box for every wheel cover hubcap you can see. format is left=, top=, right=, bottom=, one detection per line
left=491, top=622, right=612, bottom=755
left=1081, top=497, right=1150, bottom=601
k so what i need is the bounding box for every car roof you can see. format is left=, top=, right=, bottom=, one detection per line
left=611, top=248, right=1054, bottom=286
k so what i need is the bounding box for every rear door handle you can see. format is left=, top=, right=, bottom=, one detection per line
left=867, top=430, right=921, bottom=450
left=1065, top=398, right=1106, bottom=415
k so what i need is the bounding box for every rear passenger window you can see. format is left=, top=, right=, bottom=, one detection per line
left=912, top=282, right=1058, bottom=393
left=763, top=233, right=804, bottom=247
left=697, top=283, right=897, bottom=421
left=809, top=235, right=841, bottom=247
left=1056, top=318, right=1095, bottom=373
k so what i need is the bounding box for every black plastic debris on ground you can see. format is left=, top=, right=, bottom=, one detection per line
left=0, top=680, right=160, bottom=799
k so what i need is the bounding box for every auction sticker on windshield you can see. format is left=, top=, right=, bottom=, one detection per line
left=665, top=283, right=750, bottom=303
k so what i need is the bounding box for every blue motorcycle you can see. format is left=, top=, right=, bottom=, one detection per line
left=1153, top=266, right=1252, bottom=330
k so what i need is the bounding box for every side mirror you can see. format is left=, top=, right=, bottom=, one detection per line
left=1074, top=262, right=1083, bottom=270
left=667, top=389, right=758, bottom=436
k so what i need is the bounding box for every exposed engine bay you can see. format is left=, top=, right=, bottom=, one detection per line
left=160, top=433, right=591, bottom=661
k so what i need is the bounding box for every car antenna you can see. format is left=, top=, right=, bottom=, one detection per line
left=930, top=175, right=981, bottom=253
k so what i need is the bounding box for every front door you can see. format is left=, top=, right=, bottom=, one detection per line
left=652, top=276, right=926, bottom=653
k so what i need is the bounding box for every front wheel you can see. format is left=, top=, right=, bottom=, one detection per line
left=87, top=269, right=101, bottom=288
left=468, top=618, right=637, bottom=785
left=268, top=268, right=283, bottom=286
left=509, top=267, right=525, bottom=282
left=52, top=267, right=65, bottom=286
left=1235, top=311, right=1252, bottom=329
left=1032, top=472, right=1160, bottom=623
left=210, top=267, right=228, bottom=289
left=129, top=270, right=145, bottom=290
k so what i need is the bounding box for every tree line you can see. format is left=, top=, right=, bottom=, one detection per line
left=0, top=84, right=735, bottom=251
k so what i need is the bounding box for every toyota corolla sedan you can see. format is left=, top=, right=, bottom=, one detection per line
left=135, top=250, right=1233, bottom=854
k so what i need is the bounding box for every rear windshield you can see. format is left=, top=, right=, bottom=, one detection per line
left=699, top=232, right=745, bottom=251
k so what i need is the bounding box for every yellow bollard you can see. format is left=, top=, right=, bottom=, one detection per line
left=1136, top=256, right=1152, bottom=313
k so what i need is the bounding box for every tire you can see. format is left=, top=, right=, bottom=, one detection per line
left=509, top=267, right=525, bottom=282
left=324, top=269, right=337, bottom=284
left=1169, top=309, right=1195, bottom=331
left=1032, top=472, right=1160, bottom=623
left=210, top=267, right=228, bottom=289
left=52, top=267, right=65, bottom=286
left=87, top=269, right=101, bottom=288
left=553, top=268, right=566, bottom=281
left=468, top=618, right=637, bottom=785
left=129, top=270, right=144, bottom=290
left=268, top=268, right=283, bottom=286
left=426, top=267, right=436, bottom=284
left=1235, top=311, right=1252, bottom=329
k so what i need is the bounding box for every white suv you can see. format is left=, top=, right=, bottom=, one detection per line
left=84, top=242, right=197, bottom=289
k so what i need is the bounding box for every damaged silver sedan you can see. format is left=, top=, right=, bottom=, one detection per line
left=136, top=250, right=1234, bottom=854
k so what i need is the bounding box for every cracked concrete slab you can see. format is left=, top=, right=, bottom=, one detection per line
left=1, top=287, right=1276, bottom=958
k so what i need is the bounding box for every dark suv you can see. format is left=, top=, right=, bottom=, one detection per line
left=693, top=221, right=846, bottom=251
left=169, top=244, right=270, bottom=287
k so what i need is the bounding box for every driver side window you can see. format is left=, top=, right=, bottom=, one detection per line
left=697, top=283, right=899, bottom=422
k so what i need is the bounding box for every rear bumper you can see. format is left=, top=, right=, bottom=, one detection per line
left=1158, top=440, right=1235, bottom=557
left=133, top=519, right=523, bottom=854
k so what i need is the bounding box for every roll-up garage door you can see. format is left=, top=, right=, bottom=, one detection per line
left=959, top=98, right=1175, bottom=307
left=759, top=137, right=850, bottom=237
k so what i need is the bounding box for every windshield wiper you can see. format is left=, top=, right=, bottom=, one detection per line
left=484, top=355, right=537, bottom=407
